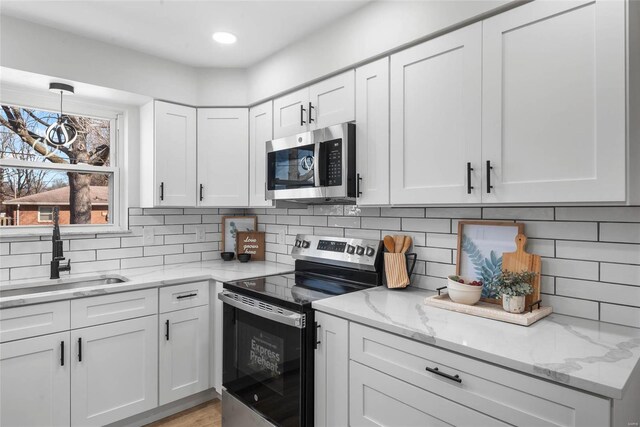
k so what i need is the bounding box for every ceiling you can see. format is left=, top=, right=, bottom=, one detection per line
left=0, top=0, right=369, bottom=68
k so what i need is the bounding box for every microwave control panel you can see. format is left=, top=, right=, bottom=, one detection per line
left=326, top=140, right=342, bottom=186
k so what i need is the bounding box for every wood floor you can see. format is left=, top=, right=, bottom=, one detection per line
left=146, top=399, right=221, bottom=427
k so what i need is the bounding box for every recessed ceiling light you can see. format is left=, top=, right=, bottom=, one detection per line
left=212, top=32, right=237, bottom=44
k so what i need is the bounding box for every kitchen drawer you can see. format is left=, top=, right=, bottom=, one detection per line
left=350, top=323, right=610, bottom=427
left=0, top=301, right=70, bottom=343
left=350, top=361, right=507, bottom=427
left=71, top=289, right=158, bottom=328
left=159, top=281, right=208, bottom=313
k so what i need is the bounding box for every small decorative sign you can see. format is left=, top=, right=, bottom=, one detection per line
left=236, top=231, right=265, bottom=261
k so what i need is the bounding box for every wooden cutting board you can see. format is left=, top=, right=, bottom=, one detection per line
left=502, top=234, right=542, bottom=309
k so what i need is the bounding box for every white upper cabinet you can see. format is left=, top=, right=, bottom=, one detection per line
left=482, top=0, right=626, bottom=203
left=355, top=58, right=390, bottom=206
left=197, top=108, right=249, bottom=207
left=390, top=23, right=482, bottom=205
left=249, top=101, right=274, bottom=207
left=152, top=101, right=197, bottom=207
left=273, top=71, right=355, bottom=139
left=273, top=88, right=309, bottom=139
left=309, top=70, right=355, bottom=129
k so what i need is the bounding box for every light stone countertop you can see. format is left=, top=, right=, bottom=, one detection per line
left=0, top=260, right=294, bottom=309
left=312, top=286, right=640, bottom=400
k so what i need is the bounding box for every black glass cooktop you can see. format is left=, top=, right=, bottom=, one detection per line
left=223, top=272, right=369, bottom=312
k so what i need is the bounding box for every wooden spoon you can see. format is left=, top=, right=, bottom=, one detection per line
left=383, top=235, right=395, bottom=253
left=394, top=235, right=405, bottom=253
left=401, top=236, right=412, bottom=253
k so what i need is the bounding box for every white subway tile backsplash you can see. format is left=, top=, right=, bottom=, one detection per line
left=9, top=265, right=50, bottom=280
left=312, top=227, right=344, bottom=237
left=328, top=217, right=361, bottom=228
left=11, top=240, right=69, bottom=255
left=540, top=276, right=555, bottom=294
left=402, top=218, right=450, bottom=233
left=413, top=247, right=452, bottom=263
left=426, top=207, right=481, bottom=219
left=144, top=208, right=183, bottom=215
left=144, top=244, right=183, bottom=256
left=541, top=258, right=599, bottom=280
left=556, top=241, right=640, bottom=264
left=525, top=239, right=555, bottom=258
left=524, top=221, right=598, bottom=241
left=0, top=243, right=9, bottom=256
left=70, top=238, right=121, bottom=251
left=129, top=215, right=164, bottom=226
left=300, top=216, right=328, bottom=226
left=164, top=234, right=197, bottom=245
left=1, top=253, right=42, bottom=268
left=425, top=262, right=455, bottom=278
left=381, top=207, right=425, bottom=218
left=276, top=215, right=300, bottom=225
left=600, top=223, right=640, bottom=244
left=0, top=269, right=9, bottom=282
left=541, top=295, right=599, bottom=320
left=151, top=225, right=184, bottom=235
left=184, top=242, right=218, bottom=253
left=361, top=217, right=401, bottom=230
left=72, top=259, right=121, bottom=274
left=164, top=215, right=202, bottom=225
left=556, top=278, right=640, bottom=306
left=483, top=207, right=554, bottom=221
left=600, top=263, right=640, bottom=286
left=344, top=229, right=381, bottom=240
left=314, top=205, right=343, bottom=216
left=120, top=256, right=164, bottom=269
left=97, top=247, right=143, bottom=260
left=600, top=304, right=640, bottom=328
left=345, top=206, right=380, bottom=217
left=426, top=233, right=457, bottom=249
left=288, top=226, right=314, bottom=235
left=556, top=207, right=640, bottom=222
left=164, top=252, right=201, bottom=264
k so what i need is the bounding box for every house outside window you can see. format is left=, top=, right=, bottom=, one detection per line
left=0, top=94, right=125, bottom=234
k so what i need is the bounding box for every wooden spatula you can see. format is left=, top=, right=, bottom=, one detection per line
left=401, top=236, right=412, bottom=253
left=383, top=235, right=395, bottom=253
left=394, top=235, right=405, bottom=253
left=502, top=234, right=542, bottom=309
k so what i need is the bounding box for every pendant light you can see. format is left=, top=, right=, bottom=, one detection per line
left=45, top=82, right=77, bottom=147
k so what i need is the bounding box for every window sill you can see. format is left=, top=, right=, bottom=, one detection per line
left=0, top=225, right=131, bottom=240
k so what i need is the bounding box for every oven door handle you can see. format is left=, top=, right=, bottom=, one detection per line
left=218, top=291, right=306, bottom=329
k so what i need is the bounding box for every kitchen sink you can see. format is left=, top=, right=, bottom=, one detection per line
left=0, top=275, right=129, bottom=298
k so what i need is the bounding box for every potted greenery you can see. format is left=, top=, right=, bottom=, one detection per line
left=492, top=270, right=537, bottom=313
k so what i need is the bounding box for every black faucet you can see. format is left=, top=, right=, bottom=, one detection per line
left=50, top=207, right=71, bottom=279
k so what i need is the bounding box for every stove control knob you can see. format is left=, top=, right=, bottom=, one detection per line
left=365, top=247, right=375, bottom=257
left=295, top=240, right=302, bottom=248
left=356, top=246, right=365, bottom=256
left=346, top=244, right=355, bottom=254
left=302, top=240, right=311, bottom=249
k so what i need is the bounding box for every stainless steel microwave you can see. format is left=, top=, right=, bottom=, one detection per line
left=265, top=123, right=356, bottom=203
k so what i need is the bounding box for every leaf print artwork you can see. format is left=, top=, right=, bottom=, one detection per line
left=461, top=234, right=503, bottom=298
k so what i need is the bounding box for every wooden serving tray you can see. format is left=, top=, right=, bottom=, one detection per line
left=424, top=293, right=552, bottom=326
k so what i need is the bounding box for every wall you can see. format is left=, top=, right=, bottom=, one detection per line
left=249, top=205, right=640, bottom=329
left=246, top=0, right=514, bottom=103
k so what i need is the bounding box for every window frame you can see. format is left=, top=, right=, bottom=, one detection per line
left=0, top=88, right=128, bottom=237
left=37, top=206, right=54, bottom=223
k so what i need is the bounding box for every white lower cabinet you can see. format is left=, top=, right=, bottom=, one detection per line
left=70, top=315, right=158, bottom=427
left=0, top=332, right=70, bottom=427
left=314, top=311, right=349, bottom=427
left=159, top=305, right=210, bottom=405
left=314, top=313, right=612, bottom=427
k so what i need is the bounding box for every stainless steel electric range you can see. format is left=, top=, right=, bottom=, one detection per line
left=219, top=234, right=384, bottom=427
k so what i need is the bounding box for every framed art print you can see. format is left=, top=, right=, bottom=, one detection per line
left=222, top=216, right=257, bottom=253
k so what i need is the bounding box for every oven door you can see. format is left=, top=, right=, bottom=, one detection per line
left=266, top=130, right=324, bottom=200
left=220, top=291, right=307, bottom=427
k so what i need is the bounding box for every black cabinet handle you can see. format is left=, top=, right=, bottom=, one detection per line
left=165, top=319, right=170, bottom=341
left=199, top=184, right=204, bottom=201
left=314, top=322, right=321, bottom=349
left=308, top=102, right=314, bottom=123
left=300, top=104, right=306, bottom=126
left=466, top=162, right=474, bottom=194
left=426, top=366, right=462, bottom=383
left=160, top=182, right=164, bottom=201
left=357, top=173, right=363, bottom=197
left=60, top=341, right=64, bottom=366
left=486, top=160, right=494, bottom=193
left=77, top=338, right=82, bottom=362
left=176, top=293, right=198, bottom=299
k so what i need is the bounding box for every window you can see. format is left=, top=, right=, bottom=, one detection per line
left=0, top=102, right=122, bottom=232
left=38, top=206, right=53, bottom=222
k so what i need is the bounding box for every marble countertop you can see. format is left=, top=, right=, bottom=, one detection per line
left=0, top=260, right=294, bottom=309
left=313, top=286, right=640, bottom=400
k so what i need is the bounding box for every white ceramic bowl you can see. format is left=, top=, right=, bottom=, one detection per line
left=446, top=276, right=482, bottom=305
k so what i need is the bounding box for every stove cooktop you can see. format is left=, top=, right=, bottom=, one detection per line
left=223, top=272, right=369, bottom=312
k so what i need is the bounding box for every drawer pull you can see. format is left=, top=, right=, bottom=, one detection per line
left=78, top=337, right=82, bottom=362
left=426, top=366, right=462, bottom=383
left=165, top=319, right=170, bottom=341
left=60, top=341, right=64, bottom=366
left=176, top=293, right=198, bottom=300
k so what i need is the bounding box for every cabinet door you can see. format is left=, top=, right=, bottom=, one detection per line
left=71, top=316, right=158, bottom=427
left=355, top=58, right=390, bottom=206
left=197, top=108, right=249, bottom=207
left=314, top=312, right=349, bottom=427
left=0, top=332, right=70, bottom=427
left=159, top=305, right=209, bottom=405
left=309, top=70, right=355, bottom=129
left=482, top=0, right=626, bottom=203
left=155, top=101, right=197, bottom=206
left=350, top=361, right=507, bottom=427
left=249, top=101, right=274, bottom=207
left=273, top=88, right=309, bottom=138
left=390, top=23, right=482, bottom=205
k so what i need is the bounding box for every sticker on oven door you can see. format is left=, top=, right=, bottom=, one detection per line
left=250, top=334, right=282, bottom=378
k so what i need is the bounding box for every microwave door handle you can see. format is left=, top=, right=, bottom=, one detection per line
left=313, top=142, right=321, bottom=188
